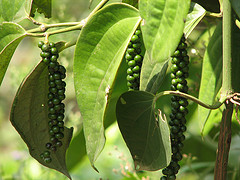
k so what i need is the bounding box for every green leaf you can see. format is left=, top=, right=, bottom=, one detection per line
left=67, top=59, right=128, bottom=170
left=140, top=51, right=169, bottom=94
left=232, top=20, right=240, bottom=92
left=0, top=22, right=26, bottom=86
left=116, top=91, right=171, bottom=171
left=231, top=0, right=240, bottom=19
left=139, top=0, right=190, bottom=92
left=10, top=62, right=73, bottom=179
left=26, top=0, right=52, bottom=18
left=184, top=2, right=206, bottom=38
left=73, top=3, right=141, bottom=169
left=139, top=0, right=190, bottom=62
left=199, top=22, right=222, bottom=135
left=0, top=0, right=26, bottom=22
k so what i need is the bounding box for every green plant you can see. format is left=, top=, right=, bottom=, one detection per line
left=1, top=0, right=240, bottom=180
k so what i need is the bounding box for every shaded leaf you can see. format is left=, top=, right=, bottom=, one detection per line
left=140, top=51, right=169, bottom=94
left=26, top=0, right=51, bottom=18
left=192, top=0, right=220, bottom=13
left=122, top=0, right=138, bottom=8
left=73, top=3, right=141, bottom=168
left=231, top=0, right=240, bottom=19
left=139, top=0, right=190, bottom=92
left=184, top=2, right=206, bottom=38
left=0, top=22, right=26, bottom=86
left=66, top=127, right=86, bottom=171
left=10, top=62, right=73, bottom=179
left=199, top=22, right=222, bottom=135
left=0, top=0, right=26, bottom=23
left=116, top=91, right=171, bottom=171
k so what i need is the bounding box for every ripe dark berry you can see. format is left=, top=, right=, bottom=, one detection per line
left=44, top=157, right=52, bottom=163
left=45, top=143, right=52, bottom=149
left=43, top=151, right=50, bottom=158
left=55, top=133, right=64, bottom=139
left=56, top=141, right=63, bottom=147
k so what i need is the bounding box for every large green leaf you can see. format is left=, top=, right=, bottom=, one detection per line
left=199, top=22, right=222, bottom=135
left=0, top=0, right=26, bottom=22
left=184, top=2, right=206, bottom=38
left=116, top=91, right=171, bottom=171
left=139, top=0, right=190, bottom=62
left=10, top=62, right=73, bottom=179
left=26, top=0, right=51, bottom=18
left=67, top=59, right=128, bottom=170
left=139, top=0, right=190, bottom=93
left=0, top=22, right=26, bottom=86
left=73, top=3, right=141, bottom=168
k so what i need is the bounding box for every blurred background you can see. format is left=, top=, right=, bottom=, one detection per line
left=1, top=0, right=240, bottom=180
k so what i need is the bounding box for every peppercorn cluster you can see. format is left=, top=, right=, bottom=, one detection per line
left=38, top=41, right=66, bottom=163
left=125, top=29, right=143, bottom=90
left=161, top=36, right=189, bottom=180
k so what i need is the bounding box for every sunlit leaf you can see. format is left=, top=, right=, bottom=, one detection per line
left=73, top=3, right=141, bottom=169
left=0, top=0, right=26, bottom=22
left=116, top=91, right=171, bottom=171
left=0, top=22, right=26, bottom=86
left=184, top=2, right=206, bottom=38
left=139, top=0, right=190, bottom=93
left=199, top=22, right=222, bottom=135
left=10, top=62, right=73, bottom=179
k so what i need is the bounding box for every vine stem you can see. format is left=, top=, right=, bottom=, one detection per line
left=25, top=0, right=109, bottom=37
left=155, top=91, right=226, bottom=110
left=214, top=0, right=233, bottom=179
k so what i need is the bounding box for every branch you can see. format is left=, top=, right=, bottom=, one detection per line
left=155, top=90, right=226, bottom=110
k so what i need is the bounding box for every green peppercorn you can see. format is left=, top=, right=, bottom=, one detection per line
left=51, top=47, right=58, bottom=54
left=42, top=44, right=50, bottom=52
left=128, top=60, right=136, bottom=67
left=52, top=125, right=60, bottom=133
left=56, top=141, right=63, bottom=147
left=127, top=75, right=135, bottom=82
left=57, top=121, right=64, bottom=127
left=44, top=157, right=52, bottom=163
left=131, top=35, right=139, bottom=42
left=38, top=41, right=44, bottom=48
left=45, top=143, right=52, bottom=149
